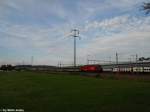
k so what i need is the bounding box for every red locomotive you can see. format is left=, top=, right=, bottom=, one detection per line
left=80, top=65, right=103, bottom=72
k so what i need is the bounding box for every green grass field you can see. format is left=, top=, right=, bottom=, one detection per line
left=0, top=71, right=150, bottom=112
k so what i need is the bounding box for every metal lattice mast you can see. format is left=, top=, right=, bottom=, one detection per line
left=71, top=29, right=80, bottom=67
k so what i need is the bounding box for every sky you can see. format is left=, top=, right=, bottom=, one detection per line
left=0, top=0, right=150, bottom=66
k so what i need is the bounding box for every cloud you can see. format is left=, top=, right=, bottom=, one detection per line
left=83, top=15, right=150, bottom=32
left=0, top=18, right=76, bottom=65
left=0, top=0, right=145, bottom=25
left=1, top=20, right=150, bottom=64
left=0, top=0, right=150, bottom=65
left=78, top=15, right=150, bottom=63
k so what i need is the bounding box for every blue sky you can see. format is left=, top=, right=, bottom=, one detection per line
left=0, top=0, right=150, bottom=65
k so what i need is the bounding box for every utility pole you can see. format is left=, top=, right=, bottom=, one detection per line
left=71, top=29, right=80, bottom=67
left=136, top=54, right=138, bottom=62
left=131, top=54, right=138, bottom=62
left=59, top=61, right=62, bottom=68
left=116, top=52, right=118, bottom=64
left=128, top=58, right=131, bottom=63
left=87, top=59, right=89, bottom=65
left=87, top=55, right=90, bottom=65
left=31, top=56, right=34, bottom=65
left=109, top=56, right=111, bottom=64
left=58, top=61, right=62, bottom=68
left=22, top=60, right=25, bottom=65
left=130, top=55, right=134, bottom=62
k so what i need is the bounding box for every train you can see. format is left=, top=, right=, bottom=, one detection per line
left=1, top=63, right=150, bottom=73
left=112, top=67, right=150, bottom=73
left=80, top=64, right=150, bottom=73
left=80, top=65, right=103, bottom=72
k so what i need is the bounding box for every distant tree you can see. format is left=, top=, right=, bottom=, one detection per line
left=139, top=57, right=150, bottom=61
left=0, top=64, right=14, bottom=71
left=0, top=65, right=7, bottom=71
left=143, top=2, right=150, bottom=14
left=7, top=64, right=14, bottom=71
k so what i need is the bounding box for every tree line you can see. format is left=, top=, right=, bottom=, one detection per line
left=0, top=65, right=14, bottom=71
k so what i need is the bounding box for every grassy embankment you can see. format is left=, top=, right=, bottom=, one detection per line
left=0, top=71, right=150, bottom=112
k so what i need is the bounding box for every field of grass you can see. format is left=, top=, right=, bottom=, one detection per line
left=0, top=71, right=150, bottom=112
